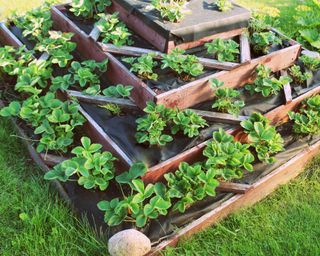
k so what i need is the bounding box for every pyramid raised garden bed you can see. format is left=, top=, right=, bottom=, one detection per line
left=1, top=1, right=320, bottom=255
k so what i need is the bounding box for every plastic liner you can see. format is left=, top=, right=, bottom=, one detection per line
left=59, top=125, right=320, bottom=242
left=114, top=0, right=250, bottom=44
left=80, top=102, right=232, bottom=167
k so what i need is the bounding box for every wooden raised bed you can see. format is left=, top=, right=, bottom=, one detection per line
left=51, top=4, right=301, bottom=109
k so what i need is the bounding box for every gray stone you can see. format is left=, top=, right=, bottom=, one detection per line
left=108, top=229, right=151, bottom=256
left=301, top=50, right=320, bottom=59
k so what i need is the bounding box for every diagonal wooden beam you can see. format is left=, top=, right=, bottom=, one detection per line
left=240, top=34, right=251, bottom=63
left=191, top=109, right=248, bottom=124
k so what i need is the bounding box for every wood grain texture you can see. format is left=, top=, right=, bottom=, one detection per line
left=0, top=22, right=24, bottom=47
left=240, top=34, right=251, bottom=63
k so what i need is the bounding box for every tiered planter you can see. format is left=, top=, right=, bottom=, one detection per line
left=51, top=4, right=301, bottom=109
left=1, top=2, right=320, bottom=255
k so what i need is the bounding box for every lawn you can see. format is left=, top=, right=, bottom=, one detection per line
left=0, top=1, right=319, bottom=255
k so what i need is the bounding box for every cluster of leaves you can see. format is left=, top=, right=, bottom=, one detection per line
left=11, top=2, right=52, bottom=42
left=135, top=102, right=207, bottom=146
left=248, top=9, right=280, bottom=34
left=70, top=0, right=112, bottom=19
left=96, top=13, right=133, bottom=46
left=164, top=162, right=219, bottom=213
left=288, top=65, right=312, bottom=85
left=44, top=137, right=117, bottom=190
left=0, top=93, right=85, bottom=153
left=161, top=48, right=204, bottom=80
left=299, top=55, right=320, bottom=72
left=241, top=113, right=284, bottom=164
left=98, top=162, right=171, bottom=227
left=102, top=84, right=133, bottom=98
left=288, top=95, right=320, bottom=135
left=123, top=53, right=158, bottom=80
left=203, top=129, right=254, bottom=180
left=151, top=0, right=186, bottom=23
left=99, top=103, right=122, bottom=115
left=250, top=31, right=282, bottom=55
left=245, top=64, right=292, bottom=97
left=205, top=38, right=239, bottom=62
left=294, top=1, right=320, bottom=51
left=35, top=31, right=77, bottom=68
left=210, top=78, right=245, bottom=116
left=215, top=0, right=233, bottom=12
left=51, top=59, right=108, bottom=95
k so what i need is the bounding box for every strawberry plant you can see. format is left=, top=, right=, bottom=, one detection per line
left=241, top=113, right=284, bottom=164
left=96, top=13, right=133, bottom=46
left=171, top=109, right=208, bottom=137
left=215, top=0, right=233, bottom=12
left=210, top=78, right=245, bottom=116
left=203, top=129, right=254, bottom=180
left=44, top=136, right=117, bottom=191
left=245, top=64, right=292, bottom=97
left=288, top=65, right=312, bottom=85
left=98, top=162, right=171, bottom=227
left=0, top=93, right=86, bottom=153
left=102, top=84, right=133, bottom=98
left=288, top=95, right=320, bottom=135
left=123, top=53, right=158, bottom=80
left=164, top=162, right=219, bottom=213
left=250, top=31, right=282, bottom=55
left=205, top=38, right=239, bottom=62
left=99, top=103, right=122, bottom=115
left=151, top=0, right=186, bottom=23
left=161, top=48, right=204, bottom=80
left=11, top=2, right=52, bottom=42
left=50, top=74, right=73, bottom=92
left=299, top=55, right=320, bottom=72
left=70, top=0, right=112, bottom=19
left=35, top=31, right=76, bottom=68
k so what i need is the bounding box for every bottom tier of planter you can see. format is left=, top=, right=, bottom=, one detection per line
left=7, top=113, right=320, bottom=254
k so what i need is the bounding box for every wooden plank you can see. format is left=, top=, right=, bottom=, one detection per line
left=66, top=90, right=139, bottom=110
left=99, top=43, right=238, bottom=70
left=156, top=44, right=301, bottom=109
left=40, top=153, right=66, bottom=167
left=281, top=70, right=292, bottom=103
left=191, top=109, right=248, bottom=124
left=216, top=182, right=252, bottom=194
left=89, top=19, right=102, bottom=42
left=240, top=34, right=251, bottom=63
left=0, top=22, right=24, bottom=48
left=149, top=139, right=320, bottom=255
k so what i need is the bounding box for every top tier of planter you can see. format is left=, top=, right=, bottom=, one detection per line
left=108, top=0, right=251, bottom=52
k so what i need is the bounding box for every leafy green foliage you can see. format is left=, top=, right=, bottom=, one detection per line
left=241, top=113, right=284, bottom=164
left=11, top=2, right=52, bottom=42
left=245, top=64, right=292, bottom=97
left=288, top=65, right=312, bottom=85
left=203, top=129, right=254, bottom=180
left=135, top=102, right=207, bottom=146
left=102, top=84, right=133, bottom=98
left=164, top=162, right=219, bottom=213
left=215, top=0, right=233, bottom=12
left=44, top=137, right=117, bottom=191
left=250, top=31, right=282, bottom=54
left=70, top=0, right=112, bottom=19
left=210, top=78, right=245, bottom=116
left=50, top=74, right=73, bottom=92
left=161, top=48, right=204, bottom=80
left=96, top=13, right=133, bottom=46
left=123, top=53, right=158, bottom=80
left=294, top=1, right=320, bottom=50
left=205, top=38, right=239, bottom=62
left=299, top=55, right=320, bottom=72
left=35, top=31, right=76, bottom=68
left=151, top=0, right=186, bottom=22
left=99, top=103, right=122, bottom=115
left=98, top=162, right=171, bottom=227
left=288, top=95, right=320, bottom=135
left=0, top=93, right=86, bottom=153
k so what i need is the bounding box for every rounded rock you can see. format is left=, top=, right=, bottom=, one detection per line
left=108, top=229, right=151, bottom=256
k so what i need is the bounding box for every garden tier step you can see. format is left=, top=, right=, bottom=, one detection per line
left=51, top=5, right=301, bottom=109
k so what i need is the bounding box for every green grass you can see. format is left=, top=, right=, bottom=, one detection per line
left=0, top=0, right=319, bottom=255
